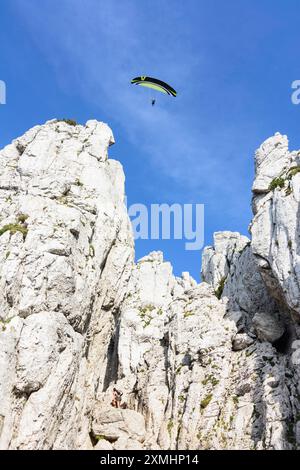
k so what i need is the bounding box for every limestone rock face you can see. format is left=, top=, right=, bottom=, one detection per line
left=252, top=133, right=290, bottom=198
left=202, top=231, right=277, bottom=330
left=0, top=119, right=134, bottom=449
left=0, top=122, right=300, bottom=450
left=232, top=333, right=254, bottom=351
left=92, top=408, right=146, bottom=443
left=252, top=312, right=285, bottom=343
left=250, top=132, right=300, bottom=321
left=114, top=252, right=299, bottom=450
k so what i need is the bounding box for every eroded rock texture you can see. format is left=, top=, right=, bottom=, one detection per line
left=0, top=123, right=300, bottom=450
left=0, top=120, right=134, bottom=449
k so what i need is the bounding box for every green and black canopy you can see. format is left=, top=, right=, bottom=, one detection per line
left=131, top=76, right=177, bottom=97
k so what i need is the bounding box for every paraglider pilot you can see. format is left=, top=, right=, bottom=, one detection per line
left=131, top=76, right=177, bottom=106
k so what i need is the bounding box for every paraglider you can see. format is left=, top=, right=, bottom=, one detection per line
left=131, top=76, right=177, bottom=105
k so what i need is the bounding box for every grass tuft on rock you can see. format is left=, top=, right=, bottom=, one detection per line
left=57, top=119, right=77, bottom=127
left=215, top=276, right=226, bottom=300
left=287, top=166, right=300, bottom=179
left=200, top=393, right=213, bottom=409
left=269, top=177, right=285, bottom=191
left=167, top=420, right=174, bottom=435
left=0, top=223, right=28, bottom=240
left=17, top=213, right=29, bottom=223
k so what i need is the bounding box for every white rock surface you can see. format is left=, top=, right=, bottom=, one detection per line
left=252, top=311, right=285, bottom=343
left=92, top=408, right=146, bottom=443
left=0, top=122, right=300, bottom=450
left=0, top=119, right=134, bottom=449
left=250, top=132, right=300, bottom=321
left=232, top=333, right=254, bottom=351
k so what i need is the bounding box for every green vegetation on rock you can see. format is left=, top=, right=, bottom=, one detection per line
left=200, top=393, right=213, bottom=409
left=167, top=420, right=174, bottom=435
left=215, top=276, right=226, bottom=299
left=0, top=223, right=28, bottom=240
left=57, top=119, right=77, bottom=126
left=287, top=166, right=300, bottom=179
left=269, top=177, right=285, bottom=191
left=17, top=213, right=29, bottom=223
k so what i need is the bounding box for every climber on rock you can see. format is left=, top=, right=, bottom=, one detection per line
left=111, top=387, right=123, bottom=408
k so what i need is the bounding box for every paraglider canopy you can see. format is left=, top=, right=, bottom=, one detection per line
left=131, top=76, right=177, bottom=97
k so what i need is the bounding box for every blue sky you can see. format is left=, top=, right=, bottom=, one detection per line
left=1, top=0, right=300, bottom=280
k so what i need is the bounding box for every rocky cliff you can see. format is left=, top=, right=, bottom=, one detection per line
left=0, top=120, right=300, bottom=450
